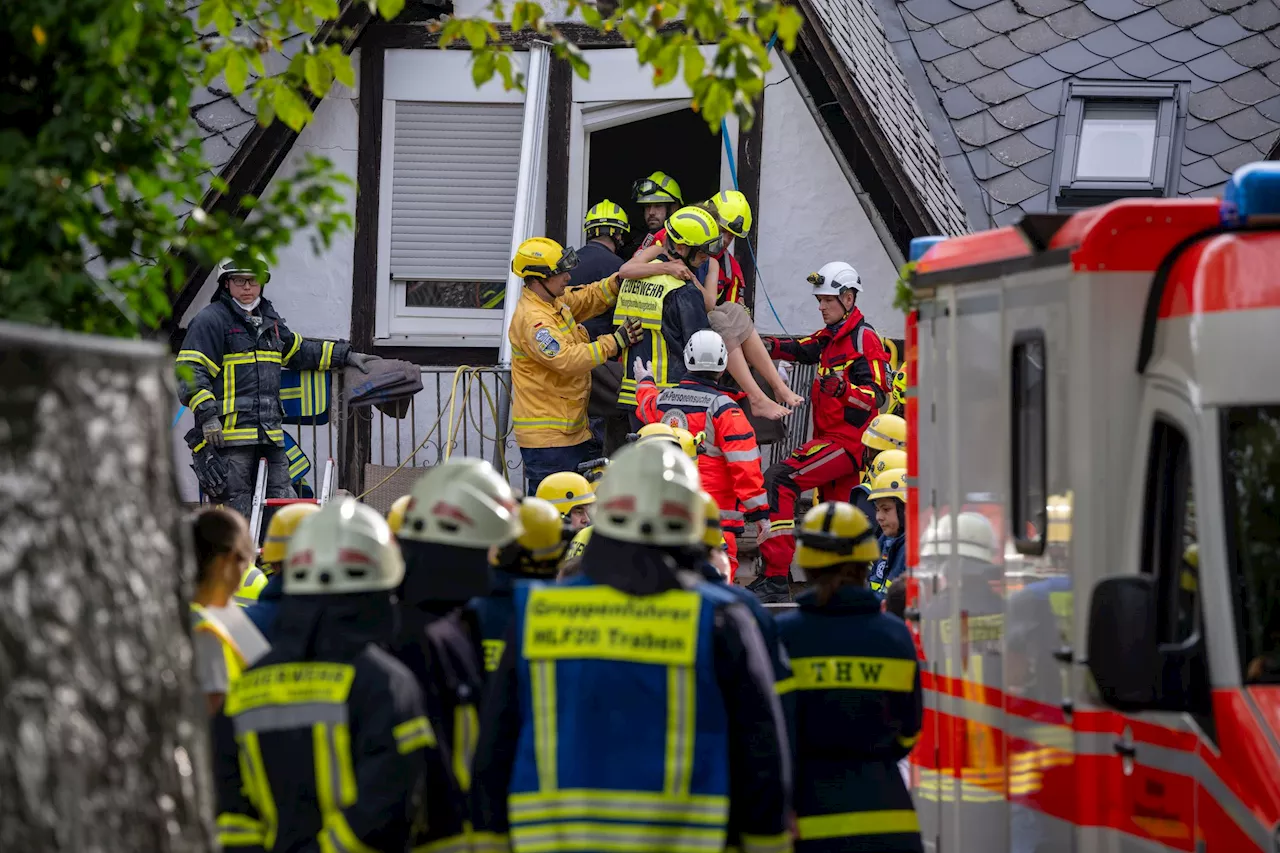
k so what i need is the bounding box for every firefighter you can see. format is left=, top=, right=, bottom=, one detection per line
left=775, top=501, right=924, bottom=853
left=241, top=502, right=320, bottom=638
left=632, top=421, right=703, bottom=459
left=634, top=329, right=770, bottom=581
left=190, top=506, right=268, bottom=715
left=755, top=262, right=894, bottom=602
left=212, top=499, right=442, bottom=853
left=574, top=200, right=631, bottom=341
left=387, top=493, right=411, bottom=536
left=393, top=457, right=521, bottom=803
left=535, top=470, right=595, bottom=532
left=559, top=524, right=592, bottom=578
left=508, top=236, right=642, bottom=493
left=470, top=440, right=792, bottom=853
left=863, top=412, right=907, bottom=454
left=868, top=468, right=908, bottom=598
left=632, top=170, right=684, bottom=249
left=470, top=496, right=566, bottom=677
left=178, top=258, right=377, bottom=518
left=614, top=206, right=717, bottom=422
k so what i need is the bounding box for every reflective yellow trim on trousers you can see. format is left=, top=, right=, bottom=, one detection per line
left=319, top=341, right=335, bottom=371
left=532, top=659, right=557, bottom=791
left=454, top=703, right=479, bottom=792
left=239, top=731, right=279, bottom=849
left=774, top=676, right=797, bottom=696
left=412, top=834, right=473, bottom=853
left=789, top=656, right=916, bottom=692
left=509, top=789, right=729, bottom=825
left=795, top=809, right=920, bottom=840
left=217, top=812, right=266, bottom=847
left=470, top=831, right=511, bottom=853
left=663, top=664, right=695, bottom=797
left=178, top=348, right=222, bottom=375
left=510, top=820, right=725, bottom=853
left=739, top=831, right=793, bottom=853
left=189, top=388, right=216, bottom=410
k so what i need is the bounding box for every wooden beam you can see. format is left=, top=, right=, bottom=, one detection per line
left=544, top=56, right=573, bottom=246
left=343, top=43, right=385, bottom=495
left=361, top=19, right=690, bottom=50
left=734, top=100, right=765, bottom=314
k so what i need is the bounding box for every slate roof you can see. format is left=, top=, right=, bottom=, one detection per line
left=807, top=0, right=974, bottom=233
left=870, top=0, right=1280, bottom=225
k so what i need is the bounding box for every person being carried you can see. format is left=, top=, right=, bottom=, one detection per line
left=633, top=329, right=770, bottom=582
left=622, top=191, right=801, bottom=420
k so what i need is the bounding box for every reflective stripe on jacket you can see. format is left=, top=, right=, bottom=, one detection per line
left=508, top=278, right=621, bottom=448
left=775, top=586, right=924, bottom=853
left=177, top=291, right=350, bottom=448
left=615, top=270, right=710, bottom=408
left=764, top=309, right=892, bottom=452
left=634, top=376, right=768, bottom=528
left=191, top=602, right=247, bottom=683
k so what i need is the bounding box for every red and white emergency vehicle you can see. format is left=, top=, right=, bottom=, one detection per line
left=901, top=162, right=1280, bottom=852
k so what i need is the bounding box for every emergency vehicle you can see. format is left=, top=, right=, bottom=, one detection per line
left=902, top=161, right=1280, bottom=853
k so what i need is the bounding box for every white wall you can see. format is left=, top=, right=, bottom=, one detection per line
left=754, top=72, right=902, bottom=340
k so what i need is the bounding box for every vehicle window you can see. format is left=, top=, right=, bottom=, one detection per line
left=1221, top=406, right=1280, bottom=684
left=1139, top=419, right=1199, bottom=644
left=1011, top=332, right=1047, bottom=554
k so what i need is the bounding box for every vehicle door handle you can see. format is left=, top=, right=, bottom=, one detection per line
left=1113, top=740, right=1136, bottom=758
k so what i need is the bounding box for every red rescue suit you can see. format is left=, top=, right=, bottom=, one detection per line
left=635, top=374, right=768, bottom=580
left=759, top=309, right=892, bottom=578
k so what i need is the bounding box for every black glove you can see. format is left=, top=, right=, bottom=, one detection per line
left=818, top=374, right=848, bottom=398
left=191, top=444, right=229, bottom=497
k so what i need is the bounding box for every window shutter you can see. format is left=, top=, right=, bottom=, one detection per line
left=390, top=102, right=523, bottom=282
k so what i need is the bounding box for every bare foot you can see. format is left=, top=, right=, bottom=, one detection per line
left=750, top=395, right=791, bottom=420
left=776, top=387, right=805, bottom=408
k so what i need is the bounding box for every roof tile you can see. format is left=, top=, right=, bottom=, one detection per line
left=1117, top=8, right=1183, bottom=40
left=1080, top=23, right=1146, bottom=55
left=990, top=94, right=1057, bottom=127
left=1020, top=0, right=1077, bottom=14
left=1157, top=0, right=1215, bottom=27
left=1191, top=13, right=1251, bottom=44
left=969, top=69, right=1036, bottom=102
left=900, top=6, right=936, bottom=30
left=1225, top=32, right=1280, bottom=67
left=993, top=205, right=1029, bottom=226
left=1076, top=57, right=1139, bottom=76
left=926, top=60, right=962, bottom=91
left=935, top=49, right=996, bottom=82
left=1025, top=80, right=1069, bottom=112
left=938, top=13, right=1001, bottom=47
left=986, top=168, right=1048, bottom=203
left=904, top=0, right=973, bottom=23
left=1188, top=48, right=1252, bottom=80
left=973, top=34, right=1035, bottom=67
left=1265, top=59, right=1280, bottom=83
left=1182, top=155, right=1234, bottom=184
left=1150, top=30, right=1220, bottom=61
left=1010, top=20, right=1072, bottom=52
left=1236, top=0, right=1280, bottom=31
left=1185, top=120, right=1245, bottom=153
left=942, top=84, right=992, bottom=117
left=1180, top=173, right=1206, bottom=192
left=1022, top=113, right=1063, bottom=146
left=976, top=0, right=1037, bottom=32
left=1006, top=55, right=1073, bottom=86
left=966, top=148, right=1016, bottom=178
left=954, top=110, right=1020, bottom=144
left=1043, top=40, right=1110, bottom=70
left=1204, top=0, right=1251, bottom=10
left=1253, top=92, right=1280, bottom=120
left=1221, top=68, right=1280, bottom=101
left=1217, top=104, right=1276, bottom=137
left=1213, top=139, right=1266, bottom=169
left=1084, top=0, right=1149, bottom=21
left=990, top=132, right=1053, bottom=164
left=911, top=26, right=964, bottom=60
left=1046, top=3, right=1112, bottom=35
left=1113, top=43, right=1183, bottom=75
left=1256, top=126, right=1280, bottom=151
left=1190, top=84, right=1250, bottom=118
left=1018, top=151, right=1058, bottom=183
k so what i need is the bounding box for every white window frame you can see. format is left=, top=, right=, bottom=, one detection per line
left=565, top=46, right=738, bottom=250
left=376, top=49, right=539, bottom=348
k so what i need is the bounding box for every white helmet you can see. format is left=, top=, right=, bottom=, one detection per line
left=284, top=498, right=404, bottom=594
left=216, top=257, right=271, bottom=285
left=398, top=457, right=521, bottom=548
left=684, top=329, right=728, bottom=373
left=919, top=511, right=997, bottom=563
left=808, top=261, right=860, bottom=296
left=593, top=440, right=705, bottom=546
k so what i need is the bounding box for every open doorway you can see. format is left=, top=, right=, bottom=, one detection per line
left=586, top=108, right=722, bottom=255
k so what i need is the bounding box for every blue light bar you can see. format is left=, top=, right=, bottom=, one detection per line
left=909, top=236, right=947, bottom=262
left=1220, top=161, right=1280, bottom=227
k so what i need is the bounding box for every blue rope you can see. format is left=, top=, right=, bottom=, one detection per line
left=720, top=33, right=788, bottom=334
left=173, top=406, right=186, bottom=428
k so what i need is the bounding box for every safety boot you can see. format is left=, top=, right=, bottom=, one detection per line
left=752, top=575, right=792, bottom=603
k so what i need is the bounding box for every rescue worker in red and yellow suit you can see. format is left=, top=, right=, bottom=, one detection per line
left=633, top=328, right=769, bottom=582
left=754, top=262, right=893, bottom=603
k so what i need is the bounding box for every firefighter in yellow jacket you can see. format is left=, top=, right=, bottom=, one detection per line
left=509, top=237, right=642, bottom=493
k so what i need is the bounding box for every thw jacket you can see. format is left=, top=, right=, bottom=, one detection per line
left=634, top=375, right=768, bottom=530
left=178, top=291, right=350, bottom=448
left=764, top=308, right=892, bottom=452
left=508, top=276, right=622, bottom=448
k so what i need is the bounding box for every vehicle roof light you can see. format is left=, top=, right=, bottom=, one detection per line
left=909, top=236, right=947, bottom=262
left=1220, top=161, right=1280, bottom=228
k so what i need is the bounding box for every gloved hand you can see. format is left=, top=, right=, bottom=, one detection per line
left=612, top=317, right=643, bottom=351
left=633, top=356, right=654, bottom=382
left=818, top=374, right=848, bottom=398
left=191, top=444, right=229, bottom=496
left=752, top=518, right=771, bottom=542
left=347, top=352, right=379, bottom=374
left=201, top=417, right=225, bottom=449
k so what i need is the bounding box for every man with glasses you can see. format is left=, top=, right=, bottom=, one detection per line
left=614, top=206, right=718, bottom=426
left=508, top=237, right=642, bottom=493
left=631, top=170, right=684, bottom=251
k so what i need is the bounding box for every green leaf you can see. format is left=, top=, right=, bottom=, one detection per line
left=682, top=42, right=705, bottom=87
left=273, top=86, right=312, bottom=131
left=311, top=0, right=340, bottom=17
left=225, top=50, right=249, bottom=93
left=332, top=55, right=356, bottom=88
left=471, top=49, right=496, bottom=86
left=213, top=1, right=235, bottom=35
left=304, top=54, right=333, bottom=96
left=379, top=0, right=405, bottom=19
